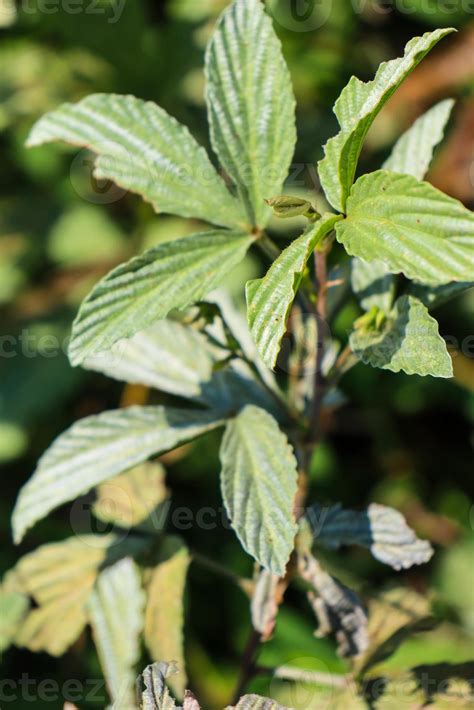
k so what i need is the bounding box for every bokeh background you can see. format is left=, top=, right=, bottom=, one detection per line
left=0, top=0, right=473, bottom=707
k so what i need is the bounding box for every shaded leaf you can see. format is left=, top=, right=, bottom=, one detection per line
left=383, top=98, right=454, bottom=180
left=246, top=214, right=342, bottom=369
left=0, top=588, right=29, bottom=653
left=205, top=0, right=296, bottom=227
left=351, top=258, right=395, bottom=314
left=298, top=551, right=368, bottom=658
left=349, top=295, right=453, bottom=378
left=93, top=462, right=170, bottom=534
left=13, top=406, right=223, bottom=543
left=144, top=537, right=190, bottom=699
left=88, top=557, right=145, bottom=709
left=68, top=231, right=254, bottom=366
left=407, top=280, right=474, bottom=309
left=220, top=405, right=298, bottom=575
left=83, top=319, right=216, bottom=400
left=318, top=29, right=454, bottom=212
left=27, top=93, right=247, bottom=230
left=336, top=170, right=474, bottom=286
left=10, top=534, right=145, bottom=656
left=308, top=502, right=433, bottom=570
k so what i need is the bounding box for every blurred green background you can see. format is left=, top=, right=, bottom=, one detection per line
left=0, top=0, right=473, bottom=707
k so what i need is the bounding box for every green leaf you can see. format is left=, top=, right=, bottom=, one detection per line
left=383, top=99, right=454, bottom=180
left=351, top=257, right=396, bottom=314
left=68, top=230, right=254, bottom=366
left=137, top=662, right=180, bottom=710
left=205, top=0, right=296, bottom=228
left=144, top=537, right=190, bottom=699
left=27, top=93, right=247, bottom=230
left=93, top=463, right=170, bottom=534
left=336, top=170, right=474, bottom=285
left=297, top=550, right=368, bottom=658
left=318, top=29, right=454, bottom=212
left=246, top=215, right=341, bottom=369
left=83, top=319, right=216, bottom=401
left=308, top=503, right=433, bottom=570
left=88, top=557, right=145, bottom=709
left=219, top=405, right=298, bottom=575
left=10, top=534, right=144, bottom=656
left=12, top=406, right=224, bottom=544
left=0, top=588, right=29, bottom=653
left=349, top=294, right=453, bottom=378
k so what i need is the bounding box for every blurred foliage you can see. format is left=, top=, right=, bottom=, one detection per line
left=0, top=0, right=473, bottom=708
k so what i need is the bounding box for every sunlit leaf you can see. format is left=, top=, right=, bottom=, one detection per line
left=13, top=406, right=224, bottom=543
left=144, top=537, right=190, bottom=699
left=383, top=99, right=454, bottom=180
left=205, top=0, right=296, bottom=227
left=27, top=93, right=247, bottom=230
left=88, top=557, right=145, bottom=709
left=349, top=295, right=453, bottom=378
left=93, top=462, right=170, bottom=534
left=246, top=215, right=342, bottom=369
left=336, top=170, right=474, bottom=285
left=10, top=535, right=145, bottom=656
left=298, top=550, right=368, bottom=658
left=68, top=231, right=255, bottom=366
left=220, top=405, right=298, bottom=575
left=308, top=502, right=434, bottom=570
left=318, top=29, right=454, bottom=212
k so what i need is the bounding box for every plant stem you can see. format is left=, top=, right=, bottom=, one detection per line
left=192, top=552, right=253, bottom=596
left=258, top=233, right=281, bottom=260
left=307, top=249, right=328, bottom=448
left=231, top=629, right=262, bottom=704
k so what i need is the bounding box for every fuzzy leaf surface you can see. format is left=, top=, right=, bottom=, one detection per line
left=383, top=98, right=454, bottom=180
left=205, top=0, right=296, bottom=227
left=13, top=406, right=223, bottom=543
left=246, top=214, right=341, bottom=369
left=318, top=29, right=454, bottom=212
left=349, top=295, right=453, bottom=377
left=337, top=171, right=474, bottom=285
left=220, top=405, right=298, bottom=575
left=88, top=557, right=145, bottom=709
left=68, top=231, right=254, bottom=365
left=27, top=93, right=247, bottom=230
